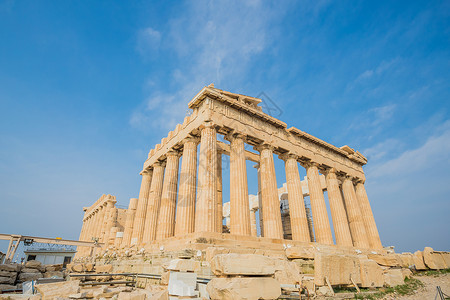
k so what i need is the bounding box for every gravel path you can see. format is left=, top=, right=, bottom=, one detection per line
left=384, top=273, right=450, bottom=299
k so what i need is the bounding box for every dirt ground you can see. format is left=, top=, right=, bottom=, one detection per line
left=384, top=273, right=450, bottom=299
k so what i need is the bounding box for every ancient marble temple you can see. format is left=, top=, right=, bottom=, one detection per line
left=76, top=85, right=382, bottom=257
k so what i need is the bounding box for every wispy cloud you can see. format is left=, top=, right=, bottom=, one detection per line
left=130, top=0, right=291, bottom=132
left=136, top=27, right=161, bottom=59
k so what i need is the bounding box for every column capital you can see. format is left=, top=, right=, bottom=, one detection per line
left=140, top=168, right=152, bottom=176
left=224, top=131, right=246, bottom=142
left=182, top=136, right=200, bottom=145
left=254, top=143, right=275, bottom=152
left=278, top=152, right=298, bottom=162
left=199, top=121, right=217, bottom=131
left=299, top=160, right=320, bottom=169
left=166, top=149, right=181, bottom=158
left=153, top=160, right=166, bottom=168
left=354, top=178, right=365, bottom=184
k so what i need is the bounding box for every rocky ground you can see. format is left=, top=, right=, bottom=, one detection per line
left=386, top=273, right=450, bottom=300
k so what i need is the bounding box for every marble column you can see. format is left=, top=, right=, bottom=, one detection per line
left=156, top=151, right=180, bottom=240
left=78, top=209, right=88, bottom=242
left=100, top=203, right=110, bottom=242
left=342, top=176, right=370, bottom=248
left=257, top=144, right=283, bottom=239
left=104, top=202, right=117, bottom=244
left=324, top=169, right=353, bottom=247
left=304, top=162, right=334, bottom=245
left=254, top=163, right=264, bottom=237
left=175, top=137, right=198, bottom=236
left=216, top=150, right=223, bottom=233
left=195, top=122, right=219, bottom=233
left=131, top=170, right=153, bottom=245
left=355, top=181, right=383, bottom=249
left=228, top=133, right=251, bottom=236
left=250, top=208, right=258, bottom=237
left=122, top=198, right=138, bottom=247
left=282, top=154, right=311, bottom=242
left=92, top=208, right=103, bottom=241
left=142, top=162, right=165, bottom=243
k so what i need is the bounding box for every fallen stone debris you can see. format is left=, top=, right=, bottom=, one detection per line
left=0, top=246, right=448, bottom=300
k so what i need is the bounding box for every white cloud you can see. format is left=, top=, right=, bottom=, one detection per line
left=130, top=0, right=294, bottom=132
left=136, top=27, right=161, bottom=58
left=365, top=120, right=450, bottom=251
left=354, top=58, right=399, bottom=83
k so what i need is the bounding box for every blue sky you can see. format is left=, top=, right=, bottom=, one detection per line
left=0, top=0, right=449, bottom=257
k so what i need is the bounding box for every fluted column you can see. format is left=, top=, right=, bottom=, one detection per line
left=122, top=198, right=138, bottom=247
left=142, top=162, right=165, bottom=243
left=281, top=154, right=311, bottom=242
left=254, top=163, right=264, bottom=237
left=256, top=144, right=283, bottom=239
left=98, top=204, right=109, bottom=242
left=78, top=209, right=88, bottom=242
left=175, top=137, right=198, bottom=236
left=103, top=201, right=117, bottom=244
left=250, top=208, right=258, bottom=237
left=92, top=208, right=102, bottom=240
left=131, top=170, right=153, bottom=245
left=355, top=181, right=383, bottom=249
left=156, top=151, right=180, bottom=240
left=324, top=169, right=353, bottom=247
left=85, top=215, right=93, bottom=243
left=304, top=162, right=333, bottom=245
left=195, top=122, right=219, bottom=232
left=216, top=150, right=223, bottom=233
left=228, top=133, right=251, bottom=236
left=342, top=176, right=370, bottom=248
left=99, top=203, right=110, bottom=242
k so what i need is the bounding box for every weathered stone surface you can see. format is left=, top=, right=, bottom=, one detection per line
left=412, top=251, right=427, bottom=270
left=383, top=269, right=404, bottom=287
left=45, top=265, right=63, bottom=272
left=22, top=268, right=41, bottom=274
left=291, top=259, right=314, bottom=274
left=273, top=260, right=301, bottom=290
left=117, top=290, right=152, bottom=300
left=0, top=284, right=16, bottom=291
left=0, top=271, right=17, bottom=279
left=160, top=271, right=169, bottom=286
left=210, top=254, right=275, bottom=276
left=205, top=247, right=230, bottom=262
left=162, top=259, right=200, bottom=272
left=314, top=252, right=361, bottom=286
left=207, top=277, right=281, bottom=300
left=95, top=264, right=113, bottom=273
left=148, top=290, right=168, bottom=300
left=359, top=259, right=383, bottom=288
left=19, top=272, right=43, bottom=282
left=84, top=263, right=95, bottom=272
left=398, top=253, right=414, bottom=268
left=317, top=286, right=334, bottom=297
left=423, top=247, right=448, bottom=270
left=285, top=247, right=314, bottom=259
left=168, top=272, right=196, bottom=297
left=44, top=271, right=64, bottom=279
left=25, top=260, right=42, bottom=269
left=367, top=254, right=400, bottom=267
left=0, top=276, right=15, bottom=284
left=0, top=264, right=21, bottom=272
left=68, top=292, right=90, bottom=299
left=401, top=268, right=413, bottom=279
left=36, top=280, right=80, bottom=300
left=442, top=252, right=450, bottom=268
left=70, top=264, right=84, bottom=273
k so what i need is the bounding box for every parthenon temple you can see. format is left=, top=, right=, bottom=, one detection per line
left=76, top=84, right=383, bottom=258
